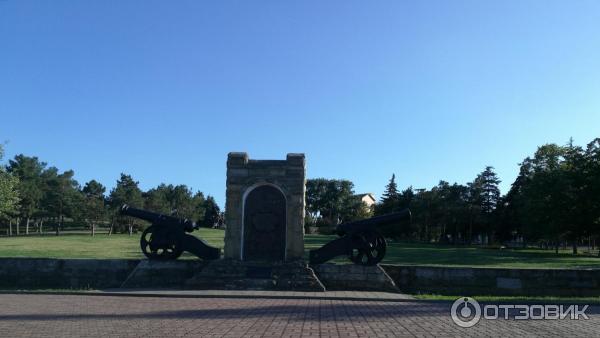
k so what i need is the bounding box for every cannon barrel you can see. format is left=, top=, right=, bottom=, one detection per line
left=336, top=208, right=411, bottom=235
left=119, top=205, right=195, bottom=232
left=119, top=204, right=219, bottom=260
left=309, top=208, right=411, bottom=266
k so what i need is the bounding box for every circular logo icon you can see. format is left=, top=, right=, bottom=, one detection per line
left=451, top=297, right=481, bottom=328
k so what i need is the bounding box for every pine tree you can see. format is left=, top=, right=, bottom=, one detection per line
left=201, top=196, right=221, bottom=228
left=108, top=173, right=143, bottom=235
left=381, top=174, right=399, bottom=203
left=478, top=166, right=501, bottom=214
left=375, top=174, right=401, bottom=217
left=470, top=166, right=501, bottom=244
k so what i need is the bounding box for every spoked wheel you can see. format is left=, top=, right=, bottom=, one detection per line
left=140, top=225, right=183, bottom=260
left=348, top=231, right=386, bottom=266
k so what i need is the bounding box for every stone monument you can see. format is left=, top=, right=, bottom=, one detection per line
left=224, top=152, right=306, bottom=262
left=182, top=152, right=324, bottom=291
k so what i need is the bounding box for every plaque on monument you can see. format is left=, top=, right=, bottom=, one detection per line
left=243, top=185, right=286, bottom=261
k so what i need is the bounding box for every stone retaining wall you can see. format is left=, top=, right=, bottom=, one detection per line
left=0, top=258, right=139, bottom=289
left=382, top=265, right=600, bottom=296
left=313, top=264, right=398, bottom=292
left=2, top=258, right=599, bottom=296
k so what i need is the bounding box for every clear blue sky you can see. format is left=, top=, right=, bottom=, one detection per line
left=1, top=1, right=599, bottom=207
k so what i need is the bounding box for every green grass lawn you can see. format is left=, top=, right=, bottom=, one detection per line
left=0, top=229, right=224, bottom=260
left=1, top=231, right=600, bottom=268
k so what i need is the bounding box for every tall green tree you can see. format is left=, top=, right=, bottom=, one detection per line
left=81, top=180, right=106, bottom=236
left=108, top=173, right=143, bottom=235
left=0, top=145, right=20, bottom=235
left=584, top=138, right=600, bottom=250
left=143, top=184, right=171, bottom=215
left=42, top=168, right=81, bottom=235
left=201, top=195, right=220, bottom=228
left=471, top=166, right=501, bottom=242
left=517, top=144, right=570, bottom=252
left=165, top=184, right=195, bottom=218
left=7, top=154, right=46, bottom=234
left=374, top=175, right=415, bottom=238
left=306, top=178, right=361, bottom=226
left=376, top=174, right=400, bottom=214
left=192, top=191, right=206, bottom=224
left=306, top=178, right=329, bottom=225
left=143, top=183, right=202, bottom=222
left=477, top=166, right=501, bottom=214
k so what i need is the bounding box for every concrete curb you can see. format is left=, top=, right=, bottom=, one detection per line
left=0, top=290, right=416, bottom=303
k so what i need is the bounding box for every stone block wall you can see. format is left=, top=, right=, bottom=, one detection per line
left=313, top=263, right=399, bottom=292
left=382, top=265, right=600, bottom=296
left=3, top=258, right=600, bottom=295
left=224, top=152, right=306, bottom=261
left=0, top=258, right=139, bottom=289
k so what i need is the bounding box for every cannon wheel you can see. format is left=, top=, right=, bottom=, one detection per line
left=349, top=231, right=386, bottom=266
left=140, top=225, right=183, bottom=260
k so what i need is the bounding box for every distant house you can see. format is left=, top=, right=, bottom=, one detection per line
left=355, top=193, right=376, bottom=208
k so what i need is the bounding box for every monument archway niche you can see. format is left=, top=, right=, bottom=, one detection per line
left=242, top=184, right=286, bottom=261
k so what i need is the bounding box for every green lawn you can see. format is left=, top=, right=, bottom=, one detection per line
left=1, top=231, right=600, bottom=268
left=0, top=229, right=224, bottom=260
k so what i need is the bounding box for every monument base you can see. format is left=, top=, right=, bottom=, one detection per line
left=184, top=259, right=325, bottom=291
left=312, top=263, right=399, bottom=292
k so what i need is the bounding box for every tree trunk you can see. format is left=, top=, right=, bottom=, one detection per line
left=56, top=216, right=62, bottom=236
left=588, top=236, right=591, bottom=252
left=25, top=217, right=30, bottom=235
left=108, top=216, right=114, bottom=236
left=8, top=219, right=12, bottom=236
left=572, top=240, right=578, bottom=255
left=555, top=241, right=559, bottom=254
left=468, top=218, right=473, bottom=245
left=16, top=217, right=20, bottom=235
left=91, top=223, right=95, bottom=237
left=39, top=219, right=43, bottom=235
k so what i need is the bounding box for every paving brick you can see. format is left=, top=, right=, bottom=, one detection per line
left=0, top=294, right=598, bottom=337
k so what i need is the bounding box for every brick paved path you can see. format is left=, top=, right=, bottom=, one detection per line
left=0, top=294, right=598, bottom=337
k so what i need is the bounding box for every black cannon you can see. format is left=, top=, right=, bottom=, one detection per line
left=119, top=205, right=220, bottom=260
left=309, top=209, right=411, bottom=266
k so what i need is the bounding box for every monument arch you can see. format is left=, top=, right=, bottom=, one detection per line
left=242, top=183, right=287, bottom=261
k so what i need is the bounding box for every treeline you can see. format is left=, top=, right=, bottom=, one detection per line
left=0, top=147, right=221, bottom=236
left=372, top=138, right=600, bottom=254
left=3, top=137, right=599, bottom=251
left=304, top=178, right=373, bottom=230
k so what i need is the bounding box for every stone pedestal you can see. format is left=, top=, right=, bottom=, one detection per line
left=184, top=259, right=325, bottom=291
left=312, top=263, right=399, bottom=292
left=224, top=152, right=306, bottom=262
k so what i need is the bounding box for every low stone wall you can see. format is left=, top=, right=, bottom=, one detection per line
left=2, top=258, right=598, bottom=296
left=120, top=260, right=207, bottom=288
left=381, top=265, right=600, bottom=296
left=0, top=258, right=139, bottom=289
left=313, top=264, right=398, bottom=292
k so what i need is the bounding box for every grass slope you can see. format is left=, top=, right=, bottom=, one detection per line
left=1, top=231, right=599, bottom=268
